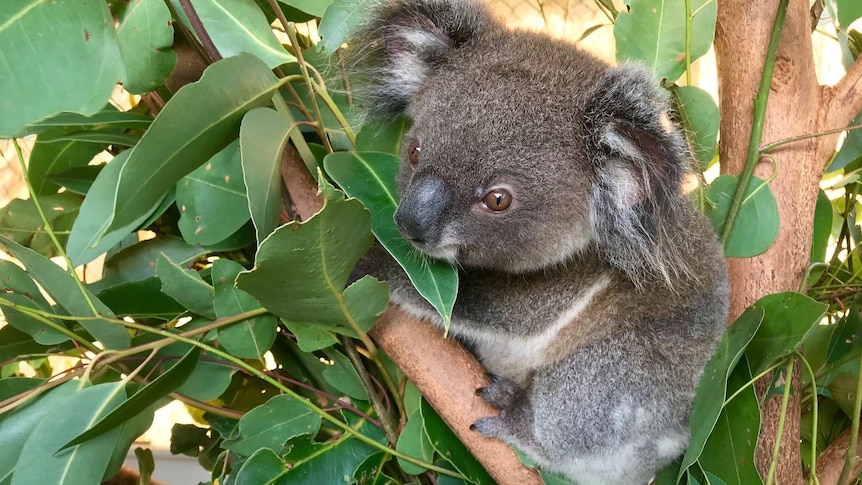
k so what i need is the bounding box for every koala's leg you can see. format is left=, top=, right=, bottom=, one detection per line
left=474, top=330, right=691, bottom=485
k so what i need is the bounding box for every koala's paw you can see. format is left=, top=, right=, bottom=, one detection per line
left=469, top=416, right=507, bottom=438
left=475, top=374, right=520, bottom=409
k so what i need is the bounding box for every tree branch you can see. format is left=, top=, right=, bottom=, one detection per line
left=823, top=57, right=862, bottom=129
left=814, top=427, right=862, bottom=485
left=280, top=144, right=542, bottom=485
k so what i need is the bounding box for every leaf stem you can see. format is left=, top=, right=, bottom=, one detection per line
left=341, top=337, right=399, bottom=445
left=11, top=139, right=100, bottom=317
left=760, top=123, right=862, bottom=156
left=795, top=351, right=820, bottom=485
left=719, top=0, right=789, bottom=246
left=723, top=360, right=785, bottom=407
left=0, top=299, right=99, bottom=354
left=766, top=358, right=795, bottom=485
left=177, top=0, right=222, bottom=63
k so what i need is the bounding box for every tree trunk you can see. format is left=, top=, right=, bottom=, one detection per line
left=715, top=0, right=862, bottom=482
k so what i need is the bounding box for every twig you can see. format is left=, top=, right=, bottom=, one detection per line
left=177, top=0, right=222, bottom=63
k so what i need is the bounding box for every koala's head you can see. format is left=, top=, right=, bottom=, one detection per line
left=356, top=0, right=692, bottom=280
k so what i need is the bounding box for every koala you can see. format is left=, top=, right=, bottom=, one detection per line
left=350, top=1, right=730, bottom=484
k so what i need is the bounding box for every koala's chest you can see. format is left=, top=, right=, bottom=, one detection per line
left=451, top=274, right=613, bottom=383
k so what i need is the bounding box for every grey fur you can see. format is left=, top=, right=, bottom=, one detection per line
left=350, top=1, right=729, bottom=483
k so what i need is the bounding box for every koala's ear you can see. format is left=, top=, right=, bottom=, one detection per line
left=354, top=0, right=492, bottom=113
left=583, top=65, right=693, bottom=283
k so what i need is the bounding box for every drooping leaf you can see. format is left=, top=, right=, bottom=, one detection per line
left=0, top=0, right=123, bottom=137
left=324, top=151, right=457, bottom=327
left=66, top=150, right=167, bottom=266
left=93, top=236, right=207, bottom=291
left=321, top=348, right=368, bottom=400
left=396, top=410, right=434, bottom=475
left=60, top=349, right=200, bottom=450
left=0, top=326, right=68, bottom=364
left=27, top=131, right=106, bottom=196
left=705, top=174, right=779, bottom=258
left=420, top=399, right=494, bottom=485
left=146, top=340, right=233, bottom=402
left=106, top=53, right=285, bottom=234
left=11, top=383, right=127, bottom=485
left=239, top=108, right=293, bottom=245
left=281, top=320, right=339, bottom=352
left=236, top=177, right=389, bottom=338
left=176, top=140, right=251, bottom=245
left=233, top=448, right=286, bottom=485
left=671, top=86, right=718, bottom=169
left=614, top=0, right=716, bottom=82
left=117, top=0, right=176, bottom=94
left=48, top=165, right=104, bottom=195
left=96, top=277, right=186, bottom=320
left=699, top=360, right=762, bottom=485
left=212, top=259, right=277, bottom=359
left=222, top=394, right=322, bottom=457
left=190, top=0, right=295, bottom=68
left=0, top=292, right=68, bottom=346
left=811, top=190, right=835, bottom=263
left=318, top=0, right=376, bottom=55
left=677, top=307, right=763, bottom=479
left=746, top=292, right=827, bottom=375
left=155, top=254, right=216, bottom=319
left=0, top=236, right=129, bottom=349
left=0, top=194, right=82, bottom=258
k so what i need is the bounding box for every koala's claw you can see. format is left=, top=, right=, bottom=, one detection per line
left=476, top=375, right=521, bottom=409
left=470, top=416, right=502, bottom=437
left=485, top=372, right=502, bottom=384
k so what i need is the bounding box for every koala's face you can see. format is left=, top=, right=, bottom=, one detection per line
left=392, top=67, right=595, bottom=272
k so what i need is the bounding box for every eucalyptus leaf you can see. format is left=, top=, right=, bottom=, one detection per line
left=321, top=348, right=368, bottom=400
left=94, top=236, right=207, bottom=291
left=420, top=400, right=494, bottom=485
left=705, top=175, right=779, bottom=258
left=27, top=111, right=152, bottom=131
left=48, top=165, right=104, bottom=195
left=318, top=0, right=376, bottom=55
left=837, top=0, right=862, bottom=29
left=212, top=259, right=277, bottom=359
left=396, top=410, right=433, bottom=475
left=240, top=108, right=293, bottom=245
left=233, top=448, right=286, bottom=485
left=0, top=194, right=82, bottom=257
left=671, top=86, right=718, bottom=169
left=324, top=151, right=457, bottom=327
left=280, top=0, right=333, bottom=17
left=236, top=177, right=389, bottom=338
left=747, top=292, right=827, bottom=375
left=117, top=0, right=176, bottom=94
left=222, top=394, right=322, bottom=457
left=811, top=190, right=834, bottom=263
left=155, top=254, right=216, bottom=319
left=614, top=0, right=716, bottom=82
left=107, top=53, right=285, bottom=234
left=176, top=140, right=251, bottom=245
left=27, top=131, right=106, bottom=196
left=0, top=0, right=123, bottom=137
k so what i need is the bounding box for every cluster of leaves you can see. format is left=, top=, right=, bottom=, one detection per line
left=1, top=0, right=862, bottom=485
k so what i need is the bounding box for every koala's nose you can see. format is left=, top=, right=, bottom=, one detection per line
left=394, top=178, right=451, bottom=246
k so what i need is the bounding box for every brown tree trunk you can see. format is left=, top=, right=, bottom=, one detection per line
left=715, top=0, right=862, bottom=482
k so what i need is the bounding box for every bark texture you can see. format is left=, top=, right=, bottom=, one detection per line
left=715, top=0, right=862, bottom=482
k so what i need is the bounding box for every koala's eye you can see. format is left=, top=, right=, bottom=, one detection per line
left=483, top=188, right=512, bottom=212
left=408, top=140, right=421, bottom=165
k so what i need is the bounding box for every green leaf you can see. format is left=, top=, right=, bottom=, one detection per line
left=156, top=254, right=216, bottom=319
left=236, top=177, right=389, bottom=338
left=677, top=307, right=763, bottom=480
left=0, top=378, right=43, bottom=403
left=321, top=349, right=368, bottom=400
left=176, top=140, right=251, bottom=245
left=324, top=151, right=458, bottom=327
left=38, top=131, right=141, bottom=147
left=27, top=132, right=106, bottom=196
left=0, top=326, right=66, bottom=364
left=11, top=382, right=127, bottom=485
left=318, top=0, right=376, bottom=55
left=811, top=190, right=834, bottom=263
left=0, top=380, right=79, bottom=484
left=212, top=259, right=277, bottom=359
left=705, top=174, right=779, bottom=258
left=96, top=277, right=186, bottom=320
left=60, top=349, right=200, bottom=450
left=48, top=165, right=104, bottom=195
left=0, top=292, right=68, bottom=345
left=614, top=0, right=716, bottom=82
left=396, top=410, right=433, bottom=475
left=699, top=360, right=762, bottom=485
left=240, top=108, right=293, bottom=245
left=191, top=0, right=295, bottom=68
left=0, top=0, right=122, bottom=137
left=671, top=86, right=718, bottom=169
left=233, top=448, right=286, bottom=485
left=0, top=236, right=129, bottom=349
left=837, top=0, right=862, bottom=29
left=746, top=292, right=827, bottom=375
left=0, top=194, right=82, bottom=258
left=281, top=320, right=339, bottom=352
left=421, top=399, right=494, bottom=485
left=66, top=151, right=166, bottom=266
left=93, top=236, right=207, bottom=291
left=280, top=0, right=333, bottom=17
left=107, top=53, right=285, bottom=234
left=353, top=453, right=397, bottom=485
left=355, top=116, right=410, bottom=155
left=117, top=0, right=176, bottom=94
left=828, top=113, right=862, bottom=172
left=147, top=341, right=233, bottom=402
left=28, top=110, right=152, bottom=132
left=223, top=394, right=322, bottom=456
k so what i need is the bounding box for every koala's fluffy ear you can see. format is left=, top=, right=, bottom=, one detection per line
left=355, top=0, right=492, bottom=113
left=583, top=65, right=692, bottom=285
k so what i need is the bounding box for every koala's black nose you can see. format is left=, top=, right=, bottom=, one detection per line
left=394, top=178, right=451, bottom=246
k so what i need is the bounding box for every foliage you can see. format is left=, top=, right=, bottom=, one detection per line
left=0, top=0, right=862, bottom=484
